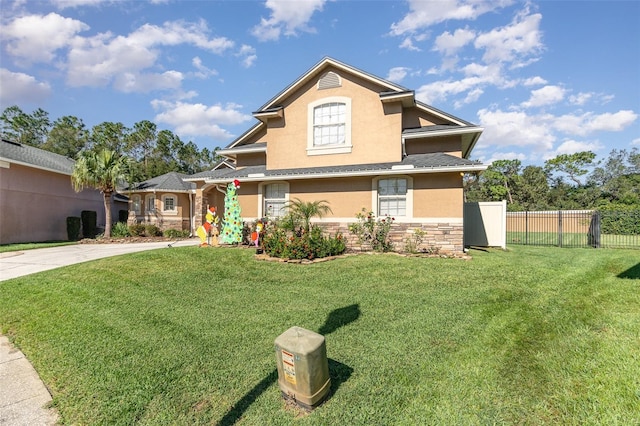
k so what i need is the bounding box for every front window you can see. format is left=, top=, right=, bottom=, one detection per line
left=313, top=102, right=345, bottom=146
left=378, top=178, right=407, bottom=217
left=163, top=195, right=176, bottom=212
left=264, top=183, right=287, bottom=218
left=132, top=195, right=141, bottom=215
left=146, top=195, right=156, bottom=213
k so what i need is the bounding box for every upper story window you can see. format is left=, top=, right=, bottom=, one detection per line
left=377, top=178, right=408, bottom=218
left=307, top=97, right=352, bottom=156
left=162, top=194, right=177, bottom=214
left=263, top=183, right=288, bottom=218
left=131, top=195, right=141, bottom=215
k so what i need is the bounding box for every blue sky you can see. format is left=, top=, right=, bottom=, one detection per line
left=1, top=0, right=638, bottom=166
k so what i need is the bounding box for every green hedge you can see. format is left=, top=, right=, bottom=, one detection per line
left=599, top=206, right=640, bottom=235
left=67, top=217, right=81, bottom=241
left=81, top=210, right=97, bottom=238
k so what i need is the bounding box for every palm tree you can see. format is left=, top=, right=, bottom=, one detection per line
left=285, top=198, right=333, bottom=233
left=71, top=149, right=129, bottom=238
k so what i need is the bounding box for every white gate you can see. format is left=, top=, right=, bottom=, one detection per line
left=464, top=201, right=506, bottom=249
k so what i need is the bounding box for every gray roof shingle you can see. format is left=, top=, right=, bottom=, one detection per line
left=186, top=152, right=484, bottom=182
left=1, top=139, right=75, bottom=174
left=125, top=171, right=196, bottom=192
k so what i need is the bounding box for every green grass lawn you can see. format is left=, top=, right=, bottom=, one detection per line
left=0, top=241, right=76, bottom=253
left=1, top=246, right=639, bottom=425
left=507, top=231, right=640, bottom=248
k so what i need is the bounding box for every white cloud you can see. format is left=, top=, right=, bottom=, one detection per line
left=521, top=85, right=566, bottom=108
left=0, top=68, right=52, bottom=106
left=433, top=27, right=476, bottom=56
left=50, top=0, right=105, bottom=8
left=151, top=100, right=252, bottom=141
left=485, top=151, right=527, bottom=164
left=387, top=67, right=410, bottom=83
left=390, top=0, right=513, bottom=35
left=236, top=45, right=257, bottom=68
left=191, top=57, right=218, bottom=79
left=252, top=0, right=327, bottom=42
left=113, top=71, right=183, bottom=93
left=631, top=138, right=640, bottom=146
left=474, top=9, right=543, bottom=66
left=548, top=139, right=604, bottom=158
left=2, top=13, right=89, bottom=64
left=476, top=108, right=556, bottom=152
left=522, top=76, right=547, bottom=86
left=553, top=110, right=638, bottom=136
left=63, top=20, right=233, bottom=90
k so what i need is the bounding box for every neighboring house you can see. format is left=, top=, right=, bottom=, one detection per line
left=123, top=171, right=196, bottom=233
left=183, top=57, right=487, bottom=253
left=0, top=139, right=118, bottom=244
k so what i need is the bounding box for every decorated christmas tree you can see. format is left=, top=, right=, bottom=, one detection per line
left=220, top=180, right=243, bottom=244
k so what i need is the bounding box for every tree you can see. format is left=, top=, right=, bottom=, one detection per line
left=71, top=149, right=129, bottom=238
left=0, top=106, right=51, bottom=146
left=519, top=165, right=550, bottom=210
left=545, top=151, right=596, bottom=186
left=127, top=120, right=157, bottom=179
left=44, top=115, right=89, bottom=158
left=90, top=122, right=129, bottom=153
left=285, top=198, right=333, bottom=233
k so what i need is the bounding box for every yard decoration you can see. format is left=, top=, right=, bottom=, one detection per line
left=220, top=180, right=243, bottom=244
left=196, top=206, right=219, bottom=247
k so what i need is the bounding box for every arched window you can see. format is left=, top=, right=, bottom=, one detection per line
left=145, top=195, right=156, bottom=213
left=307, top=97, right=352, bottom=155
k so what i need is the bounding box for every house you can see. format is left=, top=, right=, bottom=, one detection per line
left=183, top=57, right=487, bottom=253
left=123, top=171, right=196, bottom=233
left=0, top=139, right=123, bottom=244
left=122, top=159, right=234, bottom=234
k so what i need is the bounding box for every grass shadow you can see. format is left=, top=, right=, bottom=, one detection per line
left=216, top=304, right=360, bottom=425
left=618, top=263, right=640, bottom=279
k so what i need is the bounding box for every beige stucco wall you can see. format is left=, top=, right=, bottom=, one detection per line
left=255, top=66, right=404, bottom=170
left=405, top=135, right=462, bottom=157
left=0, top=163, right=105, bottom=244
left=130, top=190, right=192, bottom=231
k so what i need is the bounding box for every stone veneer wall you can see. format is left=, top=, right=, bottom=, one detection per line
left=320, top=221, right=464, bottom=254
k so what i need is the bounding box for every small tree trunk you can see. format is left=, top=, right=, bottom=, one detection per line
left=103, top=191, right=113, bottom=238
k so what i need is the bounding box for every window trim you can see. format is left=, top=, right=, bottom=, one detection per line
left=372, top=176, right=413, bottom=219
left=259, top=182, right=289, bottom=218
left=307, top=97, right=352, bottom=156
left=162, top=193, right=178, bottom=215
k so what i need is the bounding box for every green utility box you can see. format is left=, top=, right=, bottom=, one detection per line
left=274, top=326, right=330, bottom=409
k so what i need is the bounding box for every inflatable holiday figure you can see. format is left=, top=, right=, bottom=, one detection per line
left=220, top=180, right=243, bottom=244
left=251, top=220, right=264, bottom=248
left=196, top=206, right=219, bottom=247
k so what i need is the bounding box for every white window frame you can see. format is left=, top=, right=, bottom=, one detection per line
left=259, top=182, right=289, bottom=218
left=145, top=195, right=156, bottom=213
left=162, top=193, right=178, bottom=215
left=131, top=195, right=141, bottom=215
left=307, top=97, right=352, bottom=156
left=372, top=176, right=413, bottom=219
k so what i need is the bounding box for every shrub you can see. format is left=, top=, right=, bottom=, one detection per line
left=598, top=205, right=640, bottom=235
left=164, top=229, right=189, bottom=238
left=404, top=228, right=426, bottom=254
left=348, top=208, right=395, bottom=252
left=81, top=210, right=97, bottom=238
left=111, top=222, right=131, bottom=238
left=66, top=216, right=81, bottom=241
left=144, top=224, right=162, bottom=237
left=262, top=223, right=346, bottom=260
left=128, top=224, right=146, bottom=236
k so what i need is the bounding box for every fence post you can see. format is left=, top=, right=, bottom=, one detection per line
left=588, top=211, right=601, bottom=248
left=525, top=210, right=529, bottom=245
left=558, top=210, right=563, bottom=247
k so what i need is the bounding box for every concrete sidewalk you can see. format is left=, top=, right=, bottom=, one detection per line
left=0, top=238, right=201, bottom=424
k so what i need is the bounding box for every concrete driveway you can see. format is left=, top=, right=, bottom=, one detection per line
left=0, top=239, right=201, bottom=282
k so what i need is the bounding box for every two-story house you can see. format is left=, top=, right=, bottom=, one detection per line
left=184, top=57, right=486, bottom=253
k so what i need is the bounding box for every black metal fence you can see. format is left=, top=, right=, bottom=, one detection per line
left=506, top=210, right=640, bottom=249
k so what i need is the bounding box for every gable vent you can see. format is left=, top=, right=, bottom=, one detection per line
left=317, top=71, right=341, bottom=90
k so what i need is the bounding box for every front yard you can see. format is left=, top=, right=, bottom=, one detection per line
left=1, top=245, right=638, bottom=425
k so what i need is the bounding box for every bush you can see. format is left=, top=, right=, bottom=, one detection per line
left=164, top=229, right=190, bottom=238
left=145, top=224, right=162, bottom=237
left=598, top=205, right=640, bottom=235
left=262, top=223, right=346, bottom=260
left=348, top=208, right=395, bottom=252
left=129, top=224, right=146, bottom=236
left=111, top=222, right=131, bottom=238
left=81, top=210, right=97, bottom=238
left=66, top=216, right=81, bottom=241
